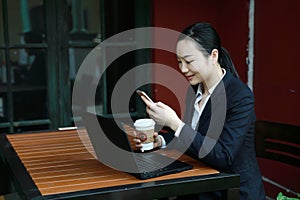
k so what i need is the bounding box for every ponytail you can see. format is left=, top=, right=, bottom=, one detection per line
left=219, top=47, right=239, bottom=79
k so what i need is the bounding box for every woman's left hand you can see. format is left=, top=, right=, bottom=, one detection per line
left=133, top=132, right=163, bottom=151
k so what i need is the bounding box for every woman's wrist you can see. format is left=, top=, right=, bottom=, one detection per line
left=169, top=117, right=183, bottom=132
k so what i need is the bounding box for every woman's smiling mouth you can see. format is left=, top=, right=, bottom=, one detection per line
left=186, top=75, right=194, bottom=81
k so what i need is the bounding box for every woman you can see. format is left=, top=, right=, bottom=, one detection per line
left=136, top=22, right=265, bottom=199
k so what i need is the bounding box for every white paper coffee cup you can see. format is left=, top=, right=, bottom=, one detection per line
left=134, top=118, right=155, bottom=151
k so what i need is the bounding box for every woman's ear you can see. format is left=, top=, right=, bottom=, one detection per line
left=210, top=49, right=219, bottom=63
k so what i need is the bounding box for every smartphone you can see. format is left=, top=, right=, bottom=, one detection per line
left=136, top=90, right=154, bottom=104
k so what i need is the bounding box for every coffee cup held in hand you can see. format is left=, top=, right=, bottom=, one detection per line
left=134, top=118, right=155, bottom=151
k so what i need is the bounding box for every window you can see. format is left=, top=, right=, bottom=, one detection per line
left=0, top=0, right=151, bottom=133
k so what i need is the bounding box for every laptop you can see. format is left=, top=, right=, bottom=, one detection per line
left=81, top=111, right=193, bottom=180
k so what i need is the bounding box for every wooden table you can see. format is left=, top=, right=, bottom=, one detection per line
left=0, top=129, right=240, bottom=200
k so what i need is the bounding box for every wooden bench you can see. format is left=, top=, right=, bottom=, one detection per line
left=255, top=121, right=300, bottom=199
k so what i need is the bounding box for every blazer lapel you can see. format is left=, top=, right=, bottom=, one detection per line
left=183, top=85, right=198, bottom=124
left=197, top=71, right=233, bottom=133
left=197, top=99, right=211, bottom=133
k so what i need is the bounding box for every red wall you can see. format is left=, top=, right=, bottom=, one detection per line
left=216, top=0, right=249, bottom=82
left=151, top=0, right=249, bottom=116
left=254, top=0, right=300, bottom=126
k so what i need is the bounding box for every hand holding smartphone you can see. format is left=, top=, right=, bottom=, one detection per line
left=136, top=90, right=154, bottom=104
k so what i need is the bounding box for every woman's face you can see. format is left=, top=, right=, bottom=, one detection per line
left=176, top=39, right=214, bottom=85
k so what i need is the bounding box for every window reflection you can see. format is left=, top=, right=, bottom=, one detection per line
left=0, top=51, right=7, bottom=85
left=0, top=50, right=6, bottom=122
left=67, top=0, right=101, bottom=35
left=9, top=48, right=47, bottom=120
left=0, top=1, right=4, bottom=45
left=68, top=0, right=102, bottom=115
left=7, top=0, right=45, bottom=45
left=12, top=83, right=47, bottom=121
left=22, top=35, right=47, bottom=85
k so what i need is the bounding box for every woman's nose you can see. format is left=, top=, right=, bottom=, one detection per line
left=180, top=63, right=189, bottom=73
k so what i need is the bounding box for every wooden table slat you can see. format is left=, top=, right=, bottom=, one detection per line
left=6, top=129, right=219, bottom=196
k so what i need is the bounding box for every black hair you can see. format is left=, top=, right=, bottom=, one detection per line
left=178, top=22, right=239, bottom=78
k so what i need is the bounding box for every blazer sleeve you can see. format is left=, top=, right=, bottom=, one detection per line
left=170, top=85, right=255, bottom=169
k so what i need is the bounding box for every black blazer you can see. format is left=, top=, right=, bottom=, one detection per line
left=162, top=72, right=265, bottom=199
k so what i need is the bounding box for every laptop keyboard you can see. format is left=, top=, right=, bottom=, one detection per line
left=134, top=153, right=175, bottom=173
